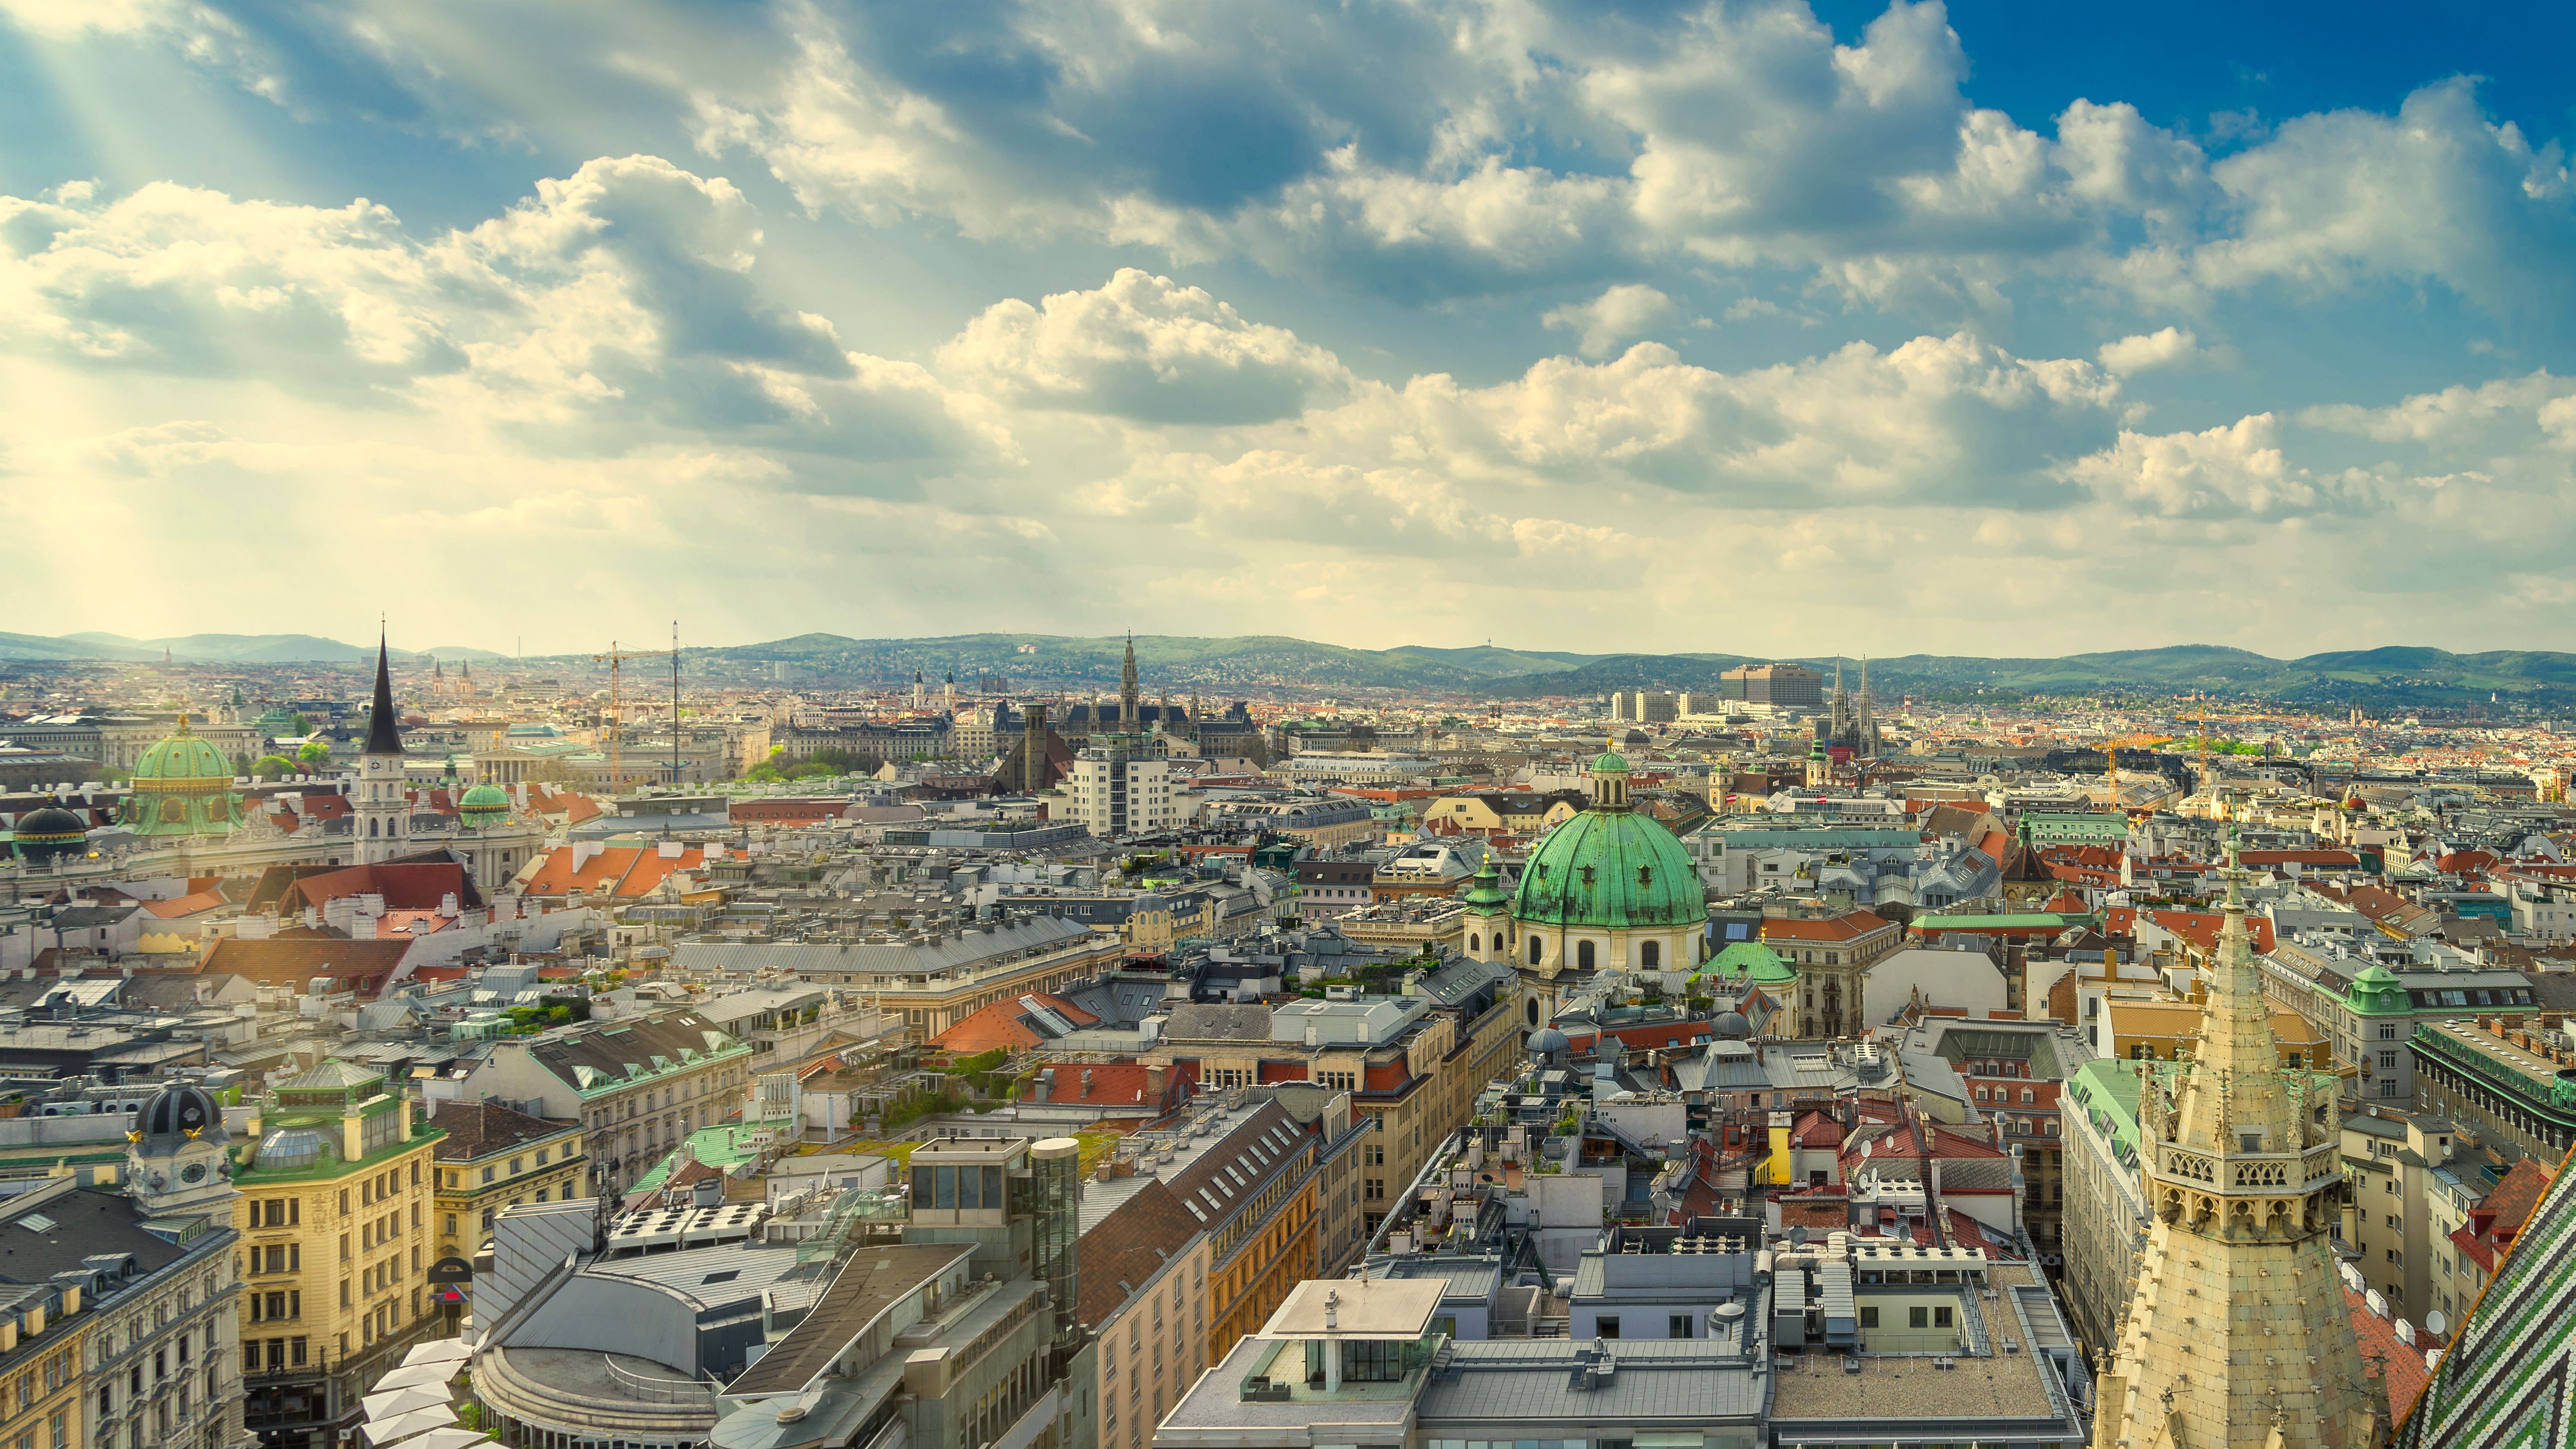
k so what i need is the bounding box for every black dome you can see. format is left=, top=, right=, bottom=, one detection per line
left=12, top=807, right=86, bottom=864
left=138, top=1082, right=222, bottom=1142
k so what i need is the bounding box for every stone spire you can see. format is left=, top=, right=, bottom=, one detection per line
left=2092, top=829, right=2373, bottom=1449
left=363, top=629, right=404, bottom=757
left=1120, top=632, right=1140, bottom=730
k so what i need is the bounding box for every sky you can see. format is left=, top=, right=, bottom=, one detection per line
left=3, top=1, right=2574, bottom=661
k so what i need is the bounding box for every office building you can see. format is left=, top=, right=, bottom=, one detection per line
left=231, top=1061, right=446, bottom=1449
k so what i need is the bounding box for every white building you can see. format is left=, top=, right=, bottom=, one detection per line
left=1058, top=748, right=1184, bottom=838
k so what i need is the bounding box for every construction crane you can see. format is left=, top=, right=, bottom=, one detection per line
left=2099, top=733, right=2173, bottom=815
left=593, top=629, right=678, bottom=793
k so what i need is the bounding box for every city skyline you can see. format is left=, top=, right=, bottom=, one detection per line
left=5, top=2, right=2575, bottom=656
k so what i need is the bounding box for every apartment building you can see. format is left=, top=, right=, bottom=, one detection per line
left=1079, top=1184, right=1211, bottom=1449
left=427, top=1101, right=587, bottom=1261
left=1149, top=959, right=1520, bottom=1249
left=2340, top=1107, right=2469, bottom=1325
left=439, top=1012, right=754, bottom=1197
left=672, top=918, right=1129, bottom=1038
left=230, top=1061, right=445, bottom=1449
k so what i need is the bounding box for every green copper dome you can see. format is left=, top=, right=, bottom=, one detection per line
left=1705, top=940, right=1797, bottom=985
left=1593, top=749, right=1630, bottom=774
left=1512, top=803, right=1702, bottom=929
left=457, top=783, right=512, bottom=829
left=1459, top=858, right=1511, bottom=913
left=2346, top=962, right=2411, bottom=1016
left=122, top=716, right=242, bottom=838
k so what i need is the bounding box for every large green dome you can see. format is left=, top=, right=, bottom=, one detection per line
left=457, top=783, right=512, bottom=829
left=133, top=729, right=231, bottom=784
left=1512, top=805, right=1702, bottom=928
left=122, top=717, right=241, bottom=838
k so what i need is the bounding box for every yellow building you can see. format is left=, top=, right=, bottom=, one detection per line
left=2106, top=997, right=2332, bottom=1069
left=427, top=1100, right=586, bottom=1261
left=1418, top=790, right=1580, bottom=834
left=233, top=1060, right=445, bottom=1449
left=0, top=1295, right=90, bottom=1449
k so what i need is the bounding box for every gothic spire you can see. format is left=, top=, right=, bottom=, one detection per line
left=363, top=628, right=404, bottom=757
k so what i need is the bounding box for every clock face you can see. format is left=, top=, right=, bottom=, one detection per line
left=180, top=1163, right=207, bottom=1184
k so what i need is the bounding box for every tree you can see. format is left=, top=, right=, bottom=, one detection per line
left=295, top=740, right=331, bottom=766
left=1244, top=734, right=1272, bottom=768
left=289, top=713, right=312, bottom=735
left=251, top=754, right=297, bottom=781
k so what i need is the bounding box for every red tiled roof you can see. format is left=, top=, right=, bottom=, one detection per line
left=278, top=861, right=478, bottom=915
left=1077, top=1180, right=1202, bottom=1327
left=198, top=937, right=409, bottom=996
left=2346, top=1285, right=2431, bottom=1421
left=929, top=993, right=1100, bottom=1054
left=1034, top=1061, right=1196, bottom=1109
left=143, top=889, right=227, bottom=919
left=2147, top=909, right=2277, bottom=955
left=1761, top=911, right=1895, bottom=944
left=521, top=844, right=712, bottom=899
left=2454, top=1158, right=2555, bottom=1272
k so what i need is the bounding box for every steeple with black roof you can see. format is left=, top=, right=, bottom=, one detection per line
left=364, top=628, right=405, bottom=757
left=357, top=624, right=411, bottom=862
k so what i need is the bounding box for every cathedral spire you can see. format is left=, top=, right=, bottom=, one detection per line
left=363, top=627, right=404, bottom=757
left=1120, top=632, right=1140, bottom=729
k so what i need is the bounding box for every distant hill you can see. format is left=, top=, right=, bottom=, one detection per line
left=10, top=627, right=2568, bottom=710
left=8, top=632, right=506, bottom=664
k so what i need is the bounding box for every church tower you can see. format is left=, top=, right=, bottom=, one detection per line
left=2092, top=832, right=2375, bottom=1449
left=355, top=630, right=411, bottom=864
left=1119, top=633, right=1140, bottom=732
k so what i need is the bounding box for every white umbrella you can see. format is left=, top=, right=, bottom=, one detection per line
left=363, top=1407, right=458, bottom=1446
left=402, top=1339, right=474, bottom=1370
left=362, top=1386, right=450, bottom=1422
left=371, top=1364, right=456, bottom=1394
left=386, top=1428, right=492, bottom=1449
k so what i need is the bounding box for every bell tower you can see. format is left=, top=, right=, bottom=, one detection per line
left=2091, top=831, right=2375, bottom=1449
left=356, top=628, right=410, bottom=864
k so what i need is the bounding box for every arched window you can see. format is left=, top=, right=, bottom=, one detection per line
left=1577, top=940, right=1596, bottom=970
left=1641, top=941, right=1660, bottom=968
left=1468, top=933, right=1481, bottom=953
left=1525, top=997, right=1540, bottom=1026
left=1529, top=936, right=1542, bottom=966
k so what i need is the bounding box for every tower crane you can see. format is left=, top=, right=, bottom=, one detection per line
left=593, top=631, right=678, bottom=793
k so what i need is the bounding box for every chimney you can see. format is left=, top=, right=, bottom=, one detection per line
left=1146, top=1065, right=1167, bottom=1102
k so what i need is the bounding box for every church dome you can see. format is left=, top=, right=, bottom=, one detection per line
left=122, top=717, right=242, bottom=837
left=136, top=1081, right=224, bottom=1146
left=1708, top=940, right=1797, bottom=986
left=457, top=783, right=512, bottom=829
left=1512, top=802, right=1701, bottom=929
left=11, top=806, right=88, bottom=863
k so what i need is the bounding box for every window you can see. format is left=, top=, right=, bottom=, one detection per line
left=1593, top=1319, right=1620, bottom=1339
left=1860, top=1306, right=1879, bottom=1328
left=1577, top=940, right=1596, bottom=970
left=1668, top=1313, right=1693, bottom=1338
left=480, top=1166, right=495, bottom=1184
left=1934, top=1305, right=1953, bottom=1327
left=1908, top=1306, right=1929, bottom=1329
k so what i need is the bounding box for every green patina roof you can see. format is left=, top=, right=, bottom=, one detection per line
left=2347, top=962, right=2412, bottom=1016
left=1593, top=750, right=1630, bottom=774
left=132, top=726, right=232, bottom=783
left=2068, top=1058, right=2143, bottom=1161
left=1513, top=802, right=1702, bottom=930
left=630, top=1118, right=794, bottom=1194
left=1458, top=859, right=1511, bottom=912
left=1912, top=912, right=2090, bottom=930
left=1702, top=940, right=1796, bottom=985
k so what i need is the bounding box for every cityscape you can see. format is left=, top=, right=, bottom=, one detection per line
left=6, top=5, right=2576, bottom=1449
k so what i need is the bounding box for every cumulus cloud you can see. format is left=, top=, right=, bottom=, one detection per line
left=2063, top=414, right=2374, bottom=519
left=938, top=269, right=1347, bottom=424
left=1542, top=284, right=1674, bottom=358
left=2096, top=326, right=2201, bottom=376
left=0, top=158, right=999, bottom=483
